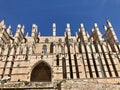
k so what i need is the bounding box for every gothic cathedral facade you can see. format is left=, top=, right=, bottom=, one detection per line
left=0, top=19, right=120, bottom=84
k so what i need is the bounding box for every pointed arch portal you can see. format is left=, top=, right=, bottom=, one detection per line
left=30, top=61, right=51, bottom=82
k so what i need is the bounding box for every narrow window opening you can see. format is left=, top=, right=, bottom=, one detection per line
left=42, top=45, right=47, bottom=54
left=74, top=54, right=80, bottom=78
left=62, top=57, right=67, bottom=79
left=50, top=43, right=53, bottom=53
left=56, top=55, right=59, bottom=66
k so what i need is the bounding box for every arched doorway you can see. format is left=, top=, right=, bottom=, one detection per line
left=30, top=61, right=51, bottom=82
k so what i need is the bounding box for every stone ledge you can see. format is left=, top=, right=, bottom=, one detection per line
left=0, top=82, right=57, bottom=89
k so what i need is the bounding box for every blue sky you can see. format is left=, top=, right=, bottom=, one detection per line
left=0, top=0, right=120, bottom=41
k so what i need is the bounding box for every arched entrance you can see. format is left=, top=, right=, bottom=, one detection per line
left=30, top=61, right=51, bottom=82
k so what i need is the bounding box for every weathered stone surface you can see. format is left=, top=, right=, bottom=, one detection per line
left=0, top=19, right=119, bottom=89
left=61, top=80, right=120, bottom=90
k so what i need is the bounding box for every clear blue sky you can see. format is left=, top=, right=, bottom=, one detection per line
left=0, top=0, right=120, bottom=41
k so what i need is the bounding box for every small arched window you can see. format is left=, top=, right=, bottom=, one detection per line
left=42, top=45, right=47, bottom=54
left=58, top=38, right=62, bottom=44
left=50, top=43, right=53, bottom=53
left=61, top=46, right=64, bottom=54
left=45, top=38, right=49, bottom=43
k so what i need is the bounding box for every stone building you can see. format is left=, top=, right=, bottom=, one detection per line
left=0, top=19, right=120, bottom=89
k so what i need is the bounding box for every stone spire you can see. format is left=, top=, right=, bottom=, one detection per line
left=0, top=20, right=5, bottom=27
left=26, top=32, right=29, bottom=37
left=14, top=24, right=24, bottom=43
left=66, top=23, right=71, bottom=36
left=17, top=24, right=21, bottom=32
left=7, top=25, right=12, bottom=35
left=103, top=25, right=107, bottom=32
left=53, top=23, right=56, bottom=36
left=0, top=20, right=11, bottom=44
left=0, top=20, right=6, bottom=30
left=105, top=19, right=119, bottom=43
left=14, top=24, right=21, bottom=37
left=80, top=23, right=86, bottom=36
left=94, top=23, right=99, bottom=30
left=64, top=32, right=66, bottom=37
left=80, top=23, right=84, bottom=30
left=38, top=32, right=41, bottom=37
left=92, top=28, right=94, bottom=32
left=78, top=23, right=88, bottom=42
left=32, top=24, right=38, bottom=37
left=21, top=25, right=25, bottom=34
left=75, top=32, right=78, bottom=38
left=94, top=23, right=101, bottom=34
left=93, top=23, right=104, bottom=42
left=106, top=19, right=112, bottom=28
left=0, top=20, right=4, bottom=24
left=86, top=32, right=90, bottom=38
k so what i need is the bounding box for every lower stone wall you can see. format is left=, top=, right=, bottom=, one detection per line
left=1, top=78, right=120, bottom=90
left=60, top=79, right=120, bottom=90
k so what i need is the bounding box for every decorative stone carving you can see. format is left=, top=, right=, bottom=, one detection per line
left=22, top=45, right=28, bottom=54
left=16, top=46, right=21, bottom=55
left=29, top=46, right=34, bottom=54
